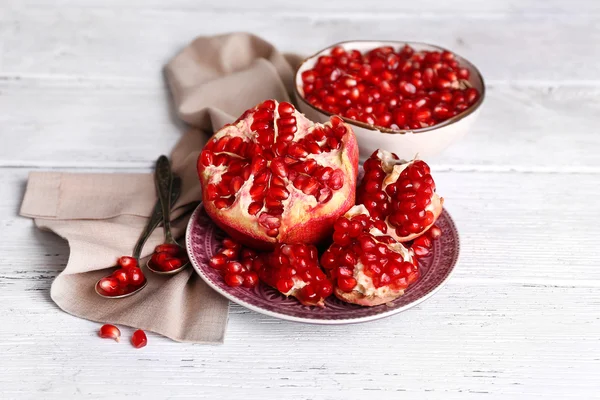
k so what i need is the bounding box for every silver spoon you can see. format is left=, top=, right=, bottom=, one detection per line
left=146, top=156, right=189, bottom=276
left=95, top=174, right=182, bottom=299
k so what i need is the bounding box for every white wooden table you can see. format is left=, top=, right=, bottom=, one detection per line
left=1, top=1, right=599, bottom=398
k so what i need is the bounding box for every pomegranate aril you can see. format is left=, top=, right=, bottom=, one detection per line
left=242, top=271, right=259, bottom=288
left=98, top=277, right=120, bottom=295
left=112, top=269, right=129, bottom=285
left=131, top=329, right=147, bottom=349
left=278, top=102, right=295, bottom=115
left=224, top=261, right=243, bottom=275
left=429, top=225, right=442, bottom=239
left=337, top=276, right=357, bottom=292
left=209, top=253, right=228, bottom=269
left=99, top=324, right=121, bottom=341
left=117, top=256, right=138, bottom=268
left=127, top=267, right=145, bottom=286
left=225, top=273, right=244, bottom=287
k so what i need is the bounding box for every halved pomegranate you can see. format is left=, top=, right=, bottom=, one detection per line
left=198, top=100, right=359, bottom=249
left=258, top=243, right=333, bottom=307
left=357, top=150, right=443, bottom=242
left=321, top=205, right=418, bottom=306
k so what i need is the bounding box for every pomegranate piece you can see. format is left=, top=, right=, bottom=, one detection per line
left=357, top=150, right=443, bottom=242
left=301, top=44, right=480, bottom=131
left=322, top=205, right=418, bottom=306
left=99, top=324, right=121, bottom=341
left=131, top=329, right=147, bottom=348
left=258, top=243, right=333, bottom=307
left=197, top=100, right=359, bottom=249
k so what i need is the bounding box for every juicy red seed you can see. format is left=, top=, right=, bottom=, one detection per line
left=127, top=267, right=145, bottom=286
left=112, top=269, right=129, bottom=285
left=337, top=276, right=357, bottom=292
left=154, top=244, right=180, bottom=255
left=276, top=278, right=294, bottom=293
left=242, top=271, right=259, bottom=288
left=225, top=273, right=244, bottom=287
left=259, top=100, right=276, bottom=110
left=117, top=256, right=138, bottom=269
left=99, top=324, right=121, bottom=341
left=428, top=225, right=442, bottom=239
left=131, top=329, right=147, bottom=349
left=222, top=238, right=240, bottom=250
left=98, top=277, right=120, bottom=295
left=224, top=261, right=244, bottom=275
left=278, top=102, right=295, bottom=115
left=209, top=253, right=228, bottom=269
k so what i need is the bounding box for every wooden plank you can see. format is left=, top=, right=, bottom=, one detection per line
left=1, top=9, right=600, bottom=82
left=1, top=274, right=598, bottom=397
left=11, top=0, right=600, bottom=15
left=0, top=79, right=598, bottom=169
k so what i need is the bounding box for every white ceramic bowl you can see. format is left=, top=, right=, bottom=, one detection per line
left=294, top=40, right=486, bottom=161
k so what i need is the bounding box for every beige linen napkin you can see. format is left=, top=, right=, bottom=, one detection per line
left=20, top=32, right=301, bottom=343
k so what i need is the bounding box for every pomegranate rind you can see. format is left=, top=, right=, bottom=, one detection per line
left=198, top=101, right=359, bottom=249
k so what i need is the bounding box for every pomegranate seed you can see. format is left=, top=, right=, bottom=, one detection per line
left=154, top=244, right=180, bottom=255
left=131, top=329, right=147, bottom=349
left=429, top=225, right=442, bottom=239
left=98, top=277, right=119, bottom=296
left=99, top=324, right=121, bottom=341
left=224, top=273, right=244, bottom=287
left=112, top=269, right=129, bottom=285
left=337, top=276, right=357, bottom=292
left=117, top=256, right=138, bottom=268
left=242, top=271, right=259, bottom=288
left=127, top=267, right=145, bottom=286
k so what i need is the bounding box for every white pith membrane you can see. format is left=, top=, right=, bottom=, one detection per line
left=370, top=149, right=443, bottom=242
left=200, top=101, right=355, bottom=242
left=341, top=205, right=413, bottom=298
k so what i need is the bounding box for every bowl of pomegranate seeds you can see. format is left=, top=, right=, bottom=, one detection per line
left=294, top=41, right=485, bottom=160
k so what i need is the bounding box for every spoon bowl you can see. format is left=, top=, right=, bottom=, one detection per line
left=146, top=250, right=189, bottom=275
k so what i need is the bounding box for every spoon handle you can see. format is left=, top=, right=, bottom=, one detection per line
left=155, top=155, right=175, bottom=244
left=133, top=176, right=181, bottom=259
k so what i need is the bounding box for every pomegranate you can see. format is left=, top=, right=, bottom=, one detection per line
left=258, top=243, right=333, bottom=307
left=321, top=205, right=418, bottom=306
left=99, top=324, right=121, bottom=341
left=131, top=329, right=147, bottom=348
left=301, top=44, right=481, bottom=130
left=357, top=150, right=443, bottom=242
left=197, top=100, right=359, bottom=249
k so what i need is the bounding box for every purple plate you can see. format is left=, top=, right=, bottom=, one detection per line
left=186, top=204, right=459, bottom=324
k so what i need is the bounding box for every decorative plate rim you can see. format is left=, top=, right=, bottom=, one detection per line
left=186, top=203, right=460, bottom=325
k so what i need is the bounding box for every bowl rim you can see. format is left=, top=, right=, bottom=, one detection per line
left=293, top=39, right=486, bottom=135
